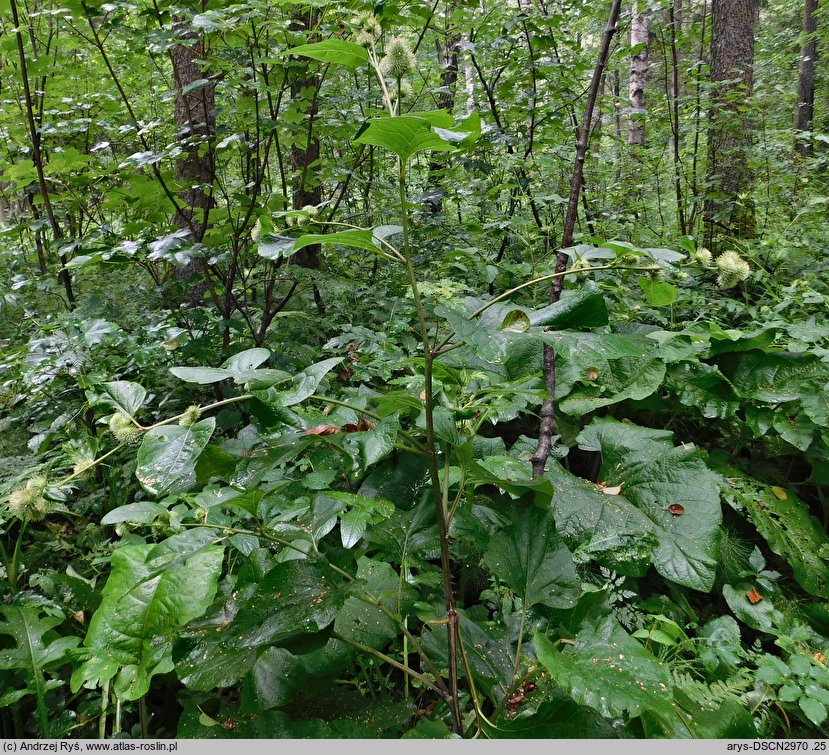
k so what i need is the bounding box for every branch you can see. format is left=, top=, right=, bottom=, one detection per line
left=531, top=0, right=623, bottom=478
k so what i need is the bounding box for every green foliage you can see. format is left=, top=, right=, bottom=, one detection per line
left=2, top=0, right=829, bottom=740
left=0, top=606, right=80, bottom=736
left=71, top=535, right=224, bottom=700
left=136, top=419, right=216, bottom=497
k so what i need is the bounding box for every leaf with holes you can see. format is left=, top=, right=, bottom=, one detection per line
left=535, top=618, right=677, bottom=723
left=718, top=466, right=829, bottom=598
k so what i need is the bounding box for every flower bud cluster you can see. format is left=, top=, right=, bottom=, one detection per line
left=715, top=250, right=751, bottom=288
left=109, top=412, right=141, bottom=444
left=352, top=11, right=382, bottom=46
left=380, top=37, right=416, bottom=79
left=179, top=405, right=202, bottom=428
left=691, top=247, right=713, bottom=266
left=6, top=476, right=50, bottom=521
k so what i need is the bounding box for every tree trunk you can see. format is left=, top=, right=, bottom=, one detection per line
left=171, top=33, right=215, bottom=241
left=171, top=26, right=216, bottom=305
left=289, top=9, right=322, bottom=273
left=628, top=1, right=650, bottom=146
left=669, top=0, right=687, bottom=234
left=672, top=0, right=684, bottom=100
left=705, top=0, right=759, bottom=242
left=531, top=0, right=623, bottom=479
left=426, top=31, right=460, bottom=213
left=612, top=68, right=623, bottom=182
left=462, top=33, right=475, bottom=115
left=795, top=0, right=818, bottom=156
left=9, top=0, right=74, bottom=306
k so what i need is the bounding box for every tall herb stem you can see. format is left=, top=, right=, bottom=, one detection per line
left=397, top=160, right=463, bottom=734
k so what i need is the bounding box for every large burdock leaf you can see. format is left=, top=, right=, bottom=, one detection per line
left=543, top=331, right=666, bottom=414
left=102, top=380, right=147, bottom=416
left=71, top=537, right=223, bottom=700
left=637, top=276, right=679, bottom=306
left=423, top=610, right=514, bottom=702
left=168, top=366, right=230, bottom=384
left=170, top=348, right=278, bottom=385
left=220, top=347, right=270, bottom=373
left=435, top=304, right=515, bottom=363
left=216, top=560, right=351, bottom=652
left=483, top=501, right=580, bottom=609
left=572, top=418, right=722, bottom=591
left=665, top=361, right=740, bottom=419
left=546, top=463, right=658, bottom=575
left=559, top=357, right=666, bottom=415
left=801, top=382, right=829, bottom=428
left=136, top=417, right=215, bottom=496
left=176, top=556, right=401, bottom=697
left=524, top=285, right=609, bottom=329
left=718, top=349, right=829, bottom=403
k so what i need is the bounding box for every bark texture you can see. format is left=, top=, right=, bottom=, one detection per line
left=705, top=0, right=759, bottom=241
left=628, top=1, right=650, bottom=146
left=462, top=33, right=476, bottom=115
left=170, top=28, right=216, bottom=306
left=289, top=9, right=323, bottom=272
left=426, top=32, right=461, bottom=213
left=171, top=33, right=216, bottom=241
left=531, top=0, right=623, bottom=478
left=795, top=0, right=818, bottom=156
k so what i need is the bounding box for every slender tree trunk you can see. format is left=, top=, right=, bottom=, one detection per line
left=628, top=1, right=650, bottom=146
left=688, top=0, right=708, bottom=232
left=612, top=68, right=623, bottom=182
left=592, top=73, right=606, bottom=139
left=9, top=0, right=74, bottom=306
left=531, top=0, right=623, bottom=478
left=288, top=8, right=324, bottom=318
left=462, top=33, right=475, bottom=115
left=669, top=2, right=687, bottom=234
left=672, top=0, right=684, bottom=98
left=795, top=0, right=818, bottom=156
left=705, top=0, right=759, bottom=243
left=426, top=29, right=460, bottom=213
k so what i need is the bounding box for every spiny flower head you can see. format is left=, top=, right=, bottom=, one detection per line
left=692, top=247, right=713, bottom=266
left=72, top=458, right=95, bottom=477
left=380, top=37, right=416, bottom=79
left=109, top=412, right=141, bottom=445
left=715, top=250, right=751, bottom=288
left=6, top=475, right=50, bottom=521
left=351, top=11, right=382, bottom=46
left=179, top=405, right=202, bottom=428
